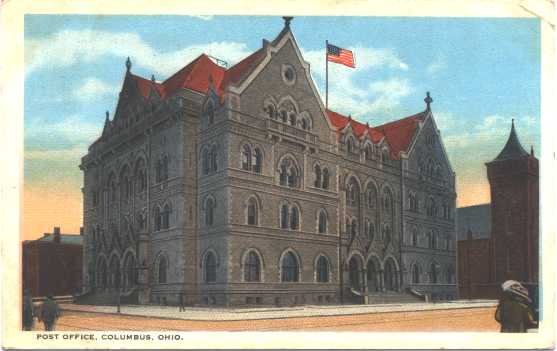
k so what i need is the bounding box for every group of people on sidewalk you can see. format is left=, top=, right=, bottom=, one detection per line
left=22, top=291, right=61, bottom=331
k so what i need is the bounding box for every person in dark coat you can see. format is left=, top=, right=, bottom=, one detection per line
left=22, top=290, right=35, bottom=331
left=39, top=295, right=61, bottom=331
left=495, top=280, right=536, bottom=333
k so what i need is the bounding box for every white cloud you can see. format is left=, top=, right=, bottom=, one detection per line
left=426, top=54, right=447, bottom=75
left=74, top=78, right=119, bottom=101
left=191, top=15, right=214, bottom=21
left=26, top=29, right=252, bottom=78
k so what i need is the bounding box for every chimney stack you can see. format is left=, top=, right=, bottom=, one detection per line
left=53, top=226, right=61, bottom=244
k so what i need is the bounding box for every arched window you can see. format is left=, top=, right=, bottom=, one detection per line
left=289, top=112, right=297, bottom=126
left=382, top=224, right=391, bottom=244
left=346, top=184, right=357, bottom=207
left=121, top=174, right=131, bottom=199
left=290, top=206, right=300, bottom=230
left=242, top=145, right=251, bottom=171
left=427, top=231, right=434, bottom=248
left=412, top=227, right=419, bottom=246
left=427, top=198, right=437, bottom=217
left=347, top=137, right=355, bottom=154
left=98, top=259, right=107, bottom=289
left=318, top=210, right=327, bottom=234
left=350, top=218, right=357, bottom=238
left=412, top=264, right=420, bottom=284
left=300, top=117, right=309, bottom=130
left=367, top=186, right=377, bottom=208
left=204, top=252, right=217, bottom=283
left=322, top=168, right=329, bottom=190
left=202, top=149, right=210, bottom=175
left=210, top=145, right=218, bottom=173
left=136, top=166, right=146, bottom=193
left=316, top=256, right=329, bottom=283
left=429, top=262, right=439, bottom=283
left=278, top=157, right=299, bottom=188
left=281, top=252, right=299, bottom=282
left=154, top=207, right=161, bottom=231
left=314, top=165, right=322, bottom=188
left=383, top=190, right=392, bottom=213
left=109, top=179, right=117, bottom=203
left=266, top=104, right=276, bottom=119
left=280, top=110, right=288, bottom=123
left=162, top=204, right=170, bottom=229
left=432, top=231, right=438, bottom=249
left=364, top=144, right=373, bottom=161
left=204, top=197, right=215, bottom=227
left=253, top=148, right=263, bottom=174
left=244, top=251, right=261, bottom=282
left=365, top=220, right=375, bottom=241
left=280, top=204, right=289, bottom=229
left=382, top=149, right=390, bottom=163
left=247, top=198, right=258, bottom=226
left=158, top=256, right=167, bottom=284
left=345, top=218, right=351, bottom=237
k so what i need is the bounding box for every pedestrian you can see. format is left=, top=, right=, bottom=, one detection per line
left=22, top=289, right=35, bottom=331
left=178, top=292, right=185, bottom=312
left=39, top=295, right=61, bottom=331
left=495, top=280, right=536, bottom=333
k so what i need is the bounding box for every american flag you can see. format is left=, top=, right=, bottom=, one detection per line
left=327, top=43, right=355, bottom=68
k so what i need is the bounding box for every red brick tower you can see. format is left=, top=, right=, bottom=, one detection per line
left=486, top=120, right=539, bottom=284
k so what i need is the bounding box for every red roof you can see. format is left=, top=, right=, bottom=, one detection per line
left=374, top=111, right=426, bottom=158
left=326, top=109, right=426, bottom=159
left=129, top=50, right=265, bottom=102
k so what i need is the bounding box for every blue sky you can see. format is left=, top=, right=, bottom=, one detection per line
left=23, top=15, right=540, bottom=238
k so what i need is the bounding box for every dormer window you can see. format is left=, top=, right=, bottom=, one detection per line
left=364, top=144, right=373, bottom=161
left=347, top=137, right=355, bottom=154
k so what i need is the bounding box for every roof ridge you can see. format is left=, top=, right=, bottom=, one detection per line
left=161, top=54, right=206, bottom=85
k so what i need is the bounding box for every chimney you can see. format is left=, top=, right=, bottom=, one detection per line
left=79, top=227, right=84, bottom=236
left=53, top=226, right=61, bottom=244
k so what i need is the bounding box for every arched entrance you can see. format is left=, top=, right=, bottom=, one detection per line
left=366, top=258, right=380, bottom=292
left=348, top=255, right=363, bottom=291
left=384, top=258, right=399, bottom=291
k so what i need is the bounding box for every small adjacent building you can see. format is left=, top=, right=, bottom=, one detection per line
left=458, top=121, right=539, bottom=299
left=22, top=227, right=83, bottom=297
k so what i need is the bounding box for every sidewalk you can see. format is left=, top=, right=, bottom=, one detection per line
left=60, top=300, right=498, bottom=321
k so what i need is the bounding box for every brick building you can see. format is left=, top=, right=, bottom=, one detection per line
left=22, top=227, right=83, bottom=297
left=79, top=18, right=457, bottom=306
left=458, top=120, right=539, bottom=299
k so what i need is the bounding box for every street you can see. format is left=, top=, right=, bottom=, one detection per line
left=33, top=307, right=499, bottom=332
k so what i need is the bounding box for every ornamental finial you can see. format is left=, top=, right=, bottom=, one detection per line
left=125, top=57, right=132, bottom=72
left=424, top=91, right=433, bottom=111
left=282, top=16, right=293, bottom=28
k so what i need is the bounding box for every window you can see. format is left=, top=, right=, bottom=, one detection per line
left=210, top=146, right=218, bottom=173
left=322, top=168, right=329, bottom=190
left=244, top=251, right=261, bottom=282
left=382, top=224, right=391, bottom=244
left=281, top=252, right=299, bottom=282
left=290, top=206, right=300, bottom=230
left=289, top=112, right=297, bottom=126
left=345, top=218, right=351, bottom=237
left=432, top=231, right=438, bottom=249
left=280, top=110, right=288, bottom=123
left=204, top=252, right=217, bottom=283
left=347, top=137, right=355, bottom=154
left=446, top=266, right=455, bottom=284
left=300, top=117, right=309, bottom=130
left=350, top=219, right=357, bottom=238
left=162, top=204, right=170, bottom=230
left=316, top=256, right=329, bottom=283
left=446, top=235, right=452, bottom=251
left=429, top=262, right=439, bottom=284
left=427, top=231, right=434, bottom=248
left=109, top=179, right=117, bottom=203
left=154, top=207, right=161, bottom=231
left=347, top=184, right=357, bottom=207
left=314, top=165, right=322, bottom=188
left=247, top=198, right=258, bottom=226
left=121, top=175, right=131, bottom=199
left=278, top=157, right=299, bottom=188
left=318, top=210, right=327, bottom=234
left=204, top=197, right=215, bottom=226
left=136, top=168, right=146, bottom=193
left=202, top=149, right=210, bottom=175
left=282, top=64, right=296, bottom=85
left=158, top=256, right=167, bottom=284
left=382, top=149, right=389, bottom=163
left=365, top=220, right=374, bottom=241
left=364, top=144, right=373, bottom=161
left=412, top=264, right=420, bottom=284
left=253, top=148, right=262, bottom=174
left=242, top=145, right=251, bottom=171
left=266, top=104, right=276, bottom=119
left=383, top=191, right=392, bottom=212
left=412, top=227, right=419, bottom=246
left=367, top=187, right=377, bottom=208
left=280, top=205, right=289, bottom=229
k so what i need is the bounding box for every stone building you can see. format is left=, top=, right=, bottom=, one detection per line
left=79, top=18, right=457, bottom=306
left=458, top=120, right=539, bottom=299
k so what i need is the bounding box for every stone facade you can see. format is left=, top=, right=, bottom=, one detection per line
left=80, top=21, right=457, bottom=306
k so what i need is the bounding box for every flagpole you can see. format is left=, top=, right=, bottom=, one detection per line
left=325, top=40, right=329, bottom=109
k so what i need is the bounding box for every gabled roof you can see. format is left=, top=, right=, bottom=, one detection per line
left=326, top=109, right=384, bottom=143
left=220, top=48, right=266, bottom=90
left=374, top=111, right=426, bottom=158
left=491, top=120, right=529, bottom=162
